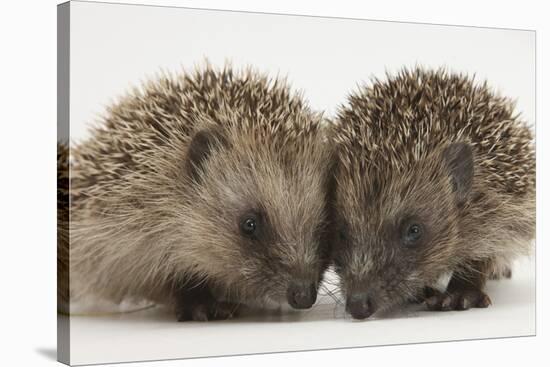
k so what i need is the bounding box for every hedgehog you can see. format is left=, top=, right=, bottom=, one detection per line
left=57, top=141, right=70, bottom=314
left=329, top=67, right=535, bottom=320
left=68, top=65, right=334, bottom=321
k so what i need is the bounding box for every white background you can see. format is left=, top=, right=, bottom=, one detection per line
left=0, top=0, right=548, bottom=366
left=70, top=1, right=535, bottom=138
left=65, top=2, right=536, bottom=365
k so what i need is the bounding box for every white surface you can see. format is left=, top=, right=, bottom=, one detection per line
left=1, top=1, right=548, bottom=367
left=68, top=258, right=535, bottom=365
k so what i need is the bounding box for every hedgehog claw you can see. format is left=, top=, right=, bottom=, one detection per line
left=177, top=300, right=239, bottom=321
left=175, top=282, right=240, bottom=321
left=489, top=267, right=513, bottom=280
left=425, top=288, right=491, bottom=312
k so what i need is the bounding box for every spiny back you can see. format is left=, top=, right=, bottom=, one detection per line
left=72, top=66, right=324, bottom=197
left=334, top=67, right=535, bottom=195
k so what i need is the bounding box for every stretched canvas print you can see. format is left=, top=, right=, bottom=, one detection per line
left=57, top=1, right=536, bottom=365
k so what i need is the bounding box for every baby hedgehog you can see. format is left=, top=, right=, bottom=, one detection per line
left=330, top=68, right=535, bottom=320
left=57, top=141, right=70, bottom=314
left=69, top=66, right=334, bottom=321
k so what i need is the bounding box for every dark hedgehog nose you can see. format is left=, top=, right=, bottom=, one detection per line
left=286, top=280, right=317, bottom=309
left=346, top=293, right=374, bottom=320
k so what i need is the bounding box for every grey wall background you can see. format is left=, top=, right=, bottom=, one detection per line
left=70, top=1, right=535, bottom=141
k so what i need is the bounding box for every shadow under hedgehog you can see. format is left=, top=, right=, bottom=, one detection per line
left=67, top=65, right=334, bottom=321
left=329, top=67, right=535, bottom=320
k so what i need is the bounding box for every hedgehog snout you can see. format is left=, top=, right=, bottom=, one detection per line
left=345, top=291, right=375, bottom=320
left=286, top=279, right=317, bottom=309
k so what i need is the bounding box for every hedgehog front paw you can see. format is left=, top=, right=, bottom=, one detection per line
left=489, top=266, right=512, bottom=280
left=176, top=300, right=240, bottom=322
left=425, top=288, right=491, bottom=311
left=408, top=286, right=439, bottom=304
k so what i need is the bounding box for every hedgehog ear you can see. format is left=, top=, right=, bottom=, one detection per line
left=185, top=127, right=228, bottom=182
left=443, top=142, right=474, bottom=205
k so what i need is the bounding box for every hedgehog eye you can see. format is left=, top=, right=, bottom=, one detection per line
left=338, top=229, right=347, bottom=242
left=403, top=223, right=423, bottom=245
left=337, top=222, right=349, bottom=242
left=240, top=216, right=258, bottom=237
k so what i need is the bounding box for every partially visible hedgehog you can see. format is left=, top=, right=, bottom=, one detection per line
left=330, top=67, right=535, bottom=320
left=57, top=141, right=70, bottom=314
left=69, top=65, right=334, bottom=321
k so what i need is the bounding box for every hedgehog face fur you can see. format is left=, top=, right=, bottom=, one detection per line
left=332, top=143, right=471, bottom=318
left=69, top=66, right=333, bottom=318
left=177, top=123, right=333, bottom=308
left=331, top=68, right=535, bottom=320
